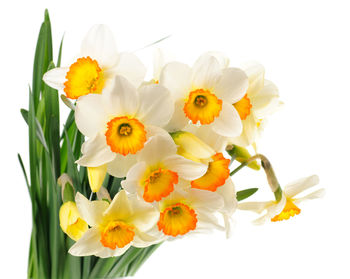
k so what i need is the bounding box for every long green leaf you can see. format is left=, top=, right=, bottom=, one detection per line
left=32, top=9, right=53, bottom=110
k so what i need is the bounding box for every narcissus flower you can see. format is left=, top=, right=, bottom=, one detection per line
left=43, top=25, right=145, bottom=99
left=160, top=53, right=249, bottom=137
left=69, top=190, right=161, bottom=258
left=238, top=175, right=324, bottom=225
left=59, top=201, right=88, bottom=241
left=230, top=62, right=282, bottom=146
left=121, top=134, right=207, bottom=203
left=156, top=188, right=224, bottom=237
left=75, top=75, right=174, bottom=177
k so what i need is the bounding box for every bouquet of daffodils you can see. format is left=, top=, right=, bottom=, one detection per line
left=20, top=10, right=325, bottom=279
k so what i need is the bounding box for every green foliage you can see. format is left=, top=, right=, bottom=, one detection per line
left=19, top=10, right=160, bottom=279
left=236, top=188, right=259, bottom=201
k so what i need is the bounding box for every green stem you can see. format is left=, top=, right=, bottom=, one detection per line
left=230, top=154, right=282, bottom=201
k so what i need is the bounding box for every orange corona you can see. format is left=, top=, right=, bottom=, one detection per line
left=143, top=168, right=178, bottom=202
left=105, top=116, right=147, bottom=156
left=64, top=56, right=105, bottom=99
left=233, top=94, right=252, bottom=120
left=184, top=89, right=222, bottom=124
left=158, top=203, right=197, bottom=236
left=100, top=221, right=135, bottom=249
left=191, top=153, right=230, bottom=191
left=271, top=199, right=301, bottom=222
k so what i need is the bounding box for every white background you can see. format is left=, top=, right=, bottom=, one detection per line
left=1, top=0, right=349, bottom=278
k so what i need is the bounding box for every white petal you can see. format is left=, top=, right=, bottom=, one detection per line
left=103, top=76, right=139, bottom=116
left=160, top=62, right=191, bottom=99
left=95, top=244, right=131, bottom=258
left=214, top=67, right=249, bottom=103
left=230, top=114, right=258, bottom=147
left=241, top=62, right=265, bottom=97
left=138, top=134, right=177, bottom=165
left=133, top=230, right=162, bottom=248
left=107, top=154, right=137, bottom=178
left=294, top=189, right=325, bottom=204
left=43, top=67, right=69, bottom=90
left=196, top=209, right=224, bottom=231
left=284, top=175, right=320, bottom=198
left=128, top=195, right=159, bottom=231
left=75, top=94, right=107, bottom=137
left=211, top=102, right=243, bottom=137
left=104, top=190, right=133, bottom=220
left=163, top=100, right=189, bottom=132
left=188, top=188, right=224, bottom=212
left=97, top=186, right=112, bottom=202
left=69, top=228, right=104, bottom=256
left=192, top=55, right=221, bottom=89
left=121, top=161, right=147, bottom=194
left=137, top=84, right=174, bottom=127
left=114, top=52, right=146, bottom=88
left=80, top=24, right=119, bottom=69
left=252, top=80, right=281, bottom=119
left=76, top=133, right=116, bottom=167
left=216, top=179, right=237, bottom=215
left=75, top=192, right=109, bottom=226
left=238, top=201, right=272, bottom=213
left=198, top=51, right=230, bottom=69
left=145, top=125, right=170, bottom=138
left=162, top=155, right=207, bottom=180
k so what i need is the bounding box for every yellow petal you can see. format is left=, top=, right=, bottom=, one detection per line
left=88, top=164, right=107, bottom=192
left=59, top=202, right=88, bottom=241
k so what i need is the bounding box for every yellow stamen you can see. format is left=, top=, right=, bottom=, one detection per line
left=233, top=94, right=252, bottom=120
left=64, top=56, right=105, bottom=99
left=158, top=203, right=197, bottom=236
left=105, top=116, right=147, bottom=156
left=100, top=220, right=135, bottom=249
left=271, top=199, right=301, bottom=222
left=143, top=168, right=178, bottom=202
left=191, top=153, right=230, bottom=191
left=184, top=89, right=222, bottom=124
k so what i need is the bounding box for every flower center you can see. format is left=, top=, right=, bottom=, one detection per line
left=100, top=220, right=135, bottom=249
left=64, top=56, right=105, bottom=99
left=271, top=199, right=301, bottom=222
left=191, top=153, right=230, bottom=191
left=233, top=94, right=252, bottom=120
left=158, top=203, right=197, bottom=236
left=143, top=168, right=178, bottom=202
left=105, top=116, right=147, bottom=156
left=184, top=89, right=222, bottom=124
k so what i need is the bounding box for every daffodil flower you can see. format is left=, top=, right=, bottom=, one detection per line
left=59, top=201, right=88, bottom=241
left=159, top=53, right=249, bottom=137
left=171, top=131, right=238, bottom=236
left=230, top=62, right=282, bottom=147
left=75, top=75, right=174, bottom=177
left=43, top=25, right=146, bottom=100
left=238, top=175, right=325, bottom=225
left=155, top=188, right=224, bottom=238
left=69, top=190, right=161, bottom=258
left=121, top=134, right=208, bottom=203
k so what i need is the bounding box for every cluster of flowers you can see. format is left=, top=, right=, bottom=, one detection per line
left=44, top=25, right=324, bottom=258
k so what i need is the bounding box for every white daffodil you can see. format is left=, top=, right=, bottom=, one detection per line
left=170, top=131, right=238, bottom=237
left=231, top=62, right=282, bottom=147
left=121, top=134, right=207, bottom=203
left=154, top=188, right=224, bottom=238
left=159, top=53, right=249, bottom=137
left=238, top=175, right=325, bottom=225
left=75, top=75, right=174, bottom=178
left=43, top=24, right=146, bottom=100
left=69, top=190, right=161, bottom=258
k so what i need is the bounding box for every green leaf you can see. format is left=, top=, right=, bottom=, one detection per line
left=108, top=247, right=142, bottom=277
left=21, top=109, right=49, bottom=152
left=237, top=188, right=259, bottom=201
left=32, top=9, right=53, bottom=110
